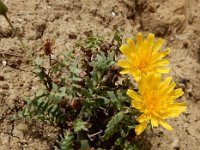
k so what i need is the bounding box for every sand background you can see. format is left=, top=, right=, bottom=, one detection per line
left=0, top=0, right=200, bottom=149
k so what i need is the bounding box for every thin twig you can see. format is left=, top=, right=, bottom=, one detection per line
left=88, top=130, right=103, bottom=139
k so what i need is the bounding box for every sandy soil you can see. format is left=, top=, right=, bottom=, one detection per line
left=0, top=0, right=200, bottom=149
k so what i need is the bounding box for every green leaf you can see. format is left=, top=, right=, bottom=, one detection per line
left=114, top=31, right=122, bottom=44
left=59, top=86, right=66, bottom=93
left=107, top=91, right=116, bottom=100
left=36, top=89, right=44, bottom=97
left=91, top=71, right=98, bottom=86
left=59, top=131, right=74, bottom=150
left=74, top=119, right=88, bottom=133
left=85, top=77, right=93, bottom=90
left=115, top=137, right=123, bottom=146
left=103, top=111, right=125, bottom=140
left=52, top=83, right=59, bottom=91
left=72, top=76, right=82, bottom=82
left=90, top=51, right=115, bottom=71
left=85, top=36, right=103, bottom=48
left=38, top=71, right=46, bottom=81
left=24, top=97, right=31, bottom=103
left=81, top=88, right=91, bottom=98
left=80, top=140, right=90, bottom=150
left=70, top=65, right=81, bottom=74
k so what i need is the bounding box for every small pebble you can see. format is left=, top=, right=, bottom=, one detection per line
left=2, top=60, right=6, bottom=67
left=111, top=12, right=116, bottom=16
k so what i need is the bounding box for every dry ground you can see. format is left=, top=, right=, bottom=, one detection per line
left=0, top=0, right=200, bottom=149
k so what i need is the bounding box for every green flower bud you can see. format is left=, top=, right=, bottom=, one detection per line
left=0, top=0, right=8, bottom=15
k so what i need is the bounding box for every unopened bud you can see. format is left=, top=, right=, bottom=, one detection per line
left=0, top=0, right=8, bottom=15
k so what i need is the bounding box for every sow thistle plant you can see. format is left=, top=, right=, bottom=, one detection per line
left=13, top=31, right=186, bottom=150
left=118, top=33, right=186, bottom=135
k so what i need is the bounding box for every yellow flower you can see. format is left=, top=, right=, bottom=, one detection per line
left=118, top=33, right=171, bottom=81
left=127, top=73, right=186, bottom=135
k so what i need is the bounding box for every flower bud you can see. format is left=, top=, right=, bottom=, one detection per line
left=0, top=0, right=8, bottom=15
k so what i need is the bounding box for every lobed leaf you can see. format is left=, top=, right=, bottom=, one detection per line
left=103, top=111, right=125, bottom=140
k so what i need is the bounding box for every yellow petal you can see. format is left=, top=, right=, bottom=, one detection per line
left=117, top=60, right=130, bottom=68
left=164, top=103, right=186, bottom=118
left=135, top=121, right=148, bottom=135
left=155, top=59, right=169, bottom=66
left=163, top=77, right=172, bottom=85
left=146, top=33, right=154, bottom=49
left=145, top=72, right=159, bottom=86
left=145, top=72, right=154, bottom=84
left=127, top=89, right=142, bottom=102
left=151, top=116, right=158, bottom=127
left=119, top=45, right=132, bottom=57
left=133, top=74, right=141, bottom=82
left=159, top=77, right=172, bottom=89
left=119, top=69, right=130, bottom=74
left=170, top=88, right=184, bottom=98
left=132, top=100, right=142, bottom=109
left=159, top=48, right=171, bottom=58
left=159, top=77, right=173, bottom=95
left=157, top=68, right=170, bottom=74
left=159, top=120, right=173, bottom=130
left=137, top=114, right=149, bottom=123
left=127, top=39, right=137, bottom=53
left=151, top=48, right=171, bottom=61
left=172, top=103, right=186, bottom=110
left=152, top=38, right=163, bottom=53
left=151, top=73, right=161, bottom=88
left=136, top=32, right=143, bottom=47
left=128, top=69, right=139, bottom=80
left=165, top=82, right=176, bottom=94
left=138, top=78, right=147, bottom=94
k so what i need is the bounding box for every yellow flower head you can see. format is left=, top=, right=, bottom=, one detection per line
left=118, top=33, right=171, bottom=81
left=127, top=73, right=186, bottom=135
